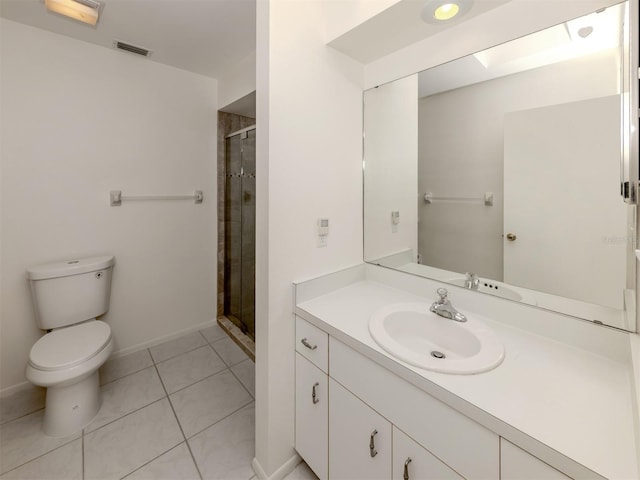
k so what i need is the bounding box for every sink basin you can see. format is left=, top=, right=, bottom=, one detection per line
left=448, top=278, right=522, bottom=301
left=369, top=303, right=504, bottom=374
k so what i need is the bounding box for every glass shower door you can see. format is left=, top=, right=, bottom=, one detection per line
left=224, top=128, right=256, bottom=339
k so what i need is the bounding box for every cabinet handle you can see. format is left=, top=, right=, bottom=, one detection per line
left=369, top=429, right=378, bottom=457
left=312, top=382, right=320, bottom=404
left=301, top=338, right=317, bottom=350
left=403, top=457, right=412, bottom=480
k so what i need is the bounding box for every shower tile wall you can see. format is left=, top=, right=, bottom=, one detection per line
left=217, top=112, right=256, bottom=319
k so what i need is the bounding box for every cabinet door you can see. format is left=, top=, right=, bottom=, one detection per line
left=329, top=378, right=392, bottom=479
left=295, top=354, right=328, bottom=480
left=393, top=427, right=463, bottom=480
left=501, top=439, right=572, bottom=480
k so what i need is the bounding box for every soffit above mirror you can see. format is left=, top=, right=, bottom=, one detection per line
left=326, top=0, right=511, bottom=64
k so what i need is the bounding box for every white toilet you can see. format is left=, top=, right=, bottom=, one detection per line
left=25, top=255, right=115, bottom=437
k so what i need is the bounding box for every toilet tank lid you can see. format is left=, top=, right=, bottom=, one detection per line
left=27, top=255, right=115, bottom=280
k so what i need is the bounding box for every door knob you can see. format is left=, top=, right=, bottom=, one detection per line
left=506, top=233, right=517, bottom=241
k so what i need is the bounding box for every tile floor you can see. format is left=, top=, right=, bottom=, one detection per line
left=0, top=324, right=317, bottom=480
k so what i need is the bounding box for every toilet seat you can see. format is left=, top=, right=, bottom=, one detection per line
left=29, top=320, right=112, bottom=371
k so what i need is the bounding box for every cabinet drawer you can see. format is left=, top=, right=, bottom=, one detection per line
left=501, top=439, right=572, bottom=480
left=295, top=354, right=328, bottom=480
left=296, top=316, right=328, bottom=373
left=330, top=337, right=499, bottom=480
left=329, top=378, right=392, bottom=479
left=393, top=427, right=463, bottom=480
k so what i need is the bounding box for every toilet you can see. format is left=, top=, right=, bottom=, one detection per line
left=25, top=255, right=115, bottom=437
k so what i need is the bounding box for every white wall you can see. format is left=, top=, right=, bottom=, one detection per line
left=0, top=19, right=218, bottom=392
left=255, top=0, right=363, bottom=476
left=363, top=74, right=418, bottom=262
left=218, top=51, right=257, bottom=111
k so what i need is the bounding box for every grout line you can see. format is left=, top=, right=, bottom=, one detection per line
left=99, top=362, right=155, bottom=388
left=184, top=399, right=255, bottom=441
left=163, top=362, right=229, bottom=397
left=153, top=362, right=204, bottom=480
left=83, top=393, right=168, bottom=436
left=119, top=442, right=191, bottom=480
left=0, top=436, right=80, bottom=477
left=0, top=406, right=46, bottom=427
left=228, top=362, right=255, bottom=400
left=82, top=429, right=85, bottom=480
left=150, top=341, right=210, bottom=365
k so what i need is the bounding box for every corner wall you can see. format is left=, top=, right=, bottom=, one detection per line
left=0, top=19, right=218, bottom=392
left=255, top=0, right=363, bottom=475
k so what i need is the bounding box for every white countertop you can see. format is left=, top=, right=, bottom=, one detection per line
left=295, top=276, right=639, bottom=479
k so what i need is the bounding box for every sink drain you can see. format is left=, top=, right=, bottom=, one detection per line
left=431, top=351, right=446, bottom=359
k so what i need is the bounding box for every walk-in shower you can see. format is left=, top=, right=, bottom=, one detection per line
left=224, top=126, right=256, bottom=340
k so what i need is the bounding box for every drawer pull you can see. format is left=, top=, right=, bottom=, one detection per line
left=312, top=382, right=320, bottom=404
left=403, top=457, right=412, bottom=480
left=301, top=338, right=317, bottom=350
left=369, top=429, right=378, bottom=457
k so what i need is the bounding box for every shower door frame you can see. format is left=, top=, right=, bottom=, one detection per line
left=223, top=125, right=256, bottom=340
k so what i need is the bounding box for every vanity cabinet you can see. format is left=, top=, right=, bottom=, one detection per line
left=295, top=315, right=581, bottom=480
left=329, top=336, right=499, bottom=479
left=501, top=439, right=572, bottom=480
left=295, top=317, right=329, bottom=480
left=392, top=427, right=463, bottom=480
left=329, top=378, right=392, bottom=479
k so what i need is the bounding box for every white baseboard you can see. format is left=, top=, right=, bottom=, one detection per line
left=108, top=318, right=218, bottom=359
left=0, top=380, right=36, bottom=399
left=252, top=454, right=301, bottom=480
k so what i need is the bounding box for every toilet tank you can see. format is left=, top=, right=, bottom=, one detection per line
left=27, top=255, right=115, bottom=330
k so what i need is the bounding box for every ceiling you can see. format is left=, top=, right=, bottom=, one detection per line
left=0, top=0, right=256, bottom=80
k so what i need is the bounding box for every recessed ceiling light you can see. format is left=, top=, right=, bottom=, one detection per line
left=421, top=0, right=473, bottom=24
left=44, top=0, right=102, bottom=27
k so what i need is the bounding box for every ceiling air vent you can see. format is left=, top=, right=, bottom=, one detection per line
left=114, top=41, right=151, bottom=57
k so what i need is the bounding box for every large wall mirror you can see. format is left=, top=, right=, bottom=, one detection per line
left=363, top=1, right=639, bottom=331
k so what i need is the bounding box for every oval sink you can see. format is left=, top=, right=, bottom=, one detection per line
left=369, top=303, right=504, bottom=374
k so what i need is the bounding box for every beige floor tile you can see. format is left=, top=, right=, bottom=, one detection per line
left=156, top=346, right=226, bottom=394
left=0, top=439, right=82, bottom=480
left=124, top=443, right=200, bottom=480
left=84, top=399, right=183, bottom=480
left=200, top=324, right=227, bottom=344
left=188, top=403, right=255, bottom=480
left=212, top=337, right=249, bottom=367
left=85, top=366, right=166, bottom=433
left=230, top=359, right=255, bottom=398
left=0, top=410, right=79, bottom=475
left=0, top=387, right=45, bottom=426
left=170, top=370, right=252, bottom=438
left=100, top=349, right=154, bottom=385
left=149, top=332, right=206, bottom=363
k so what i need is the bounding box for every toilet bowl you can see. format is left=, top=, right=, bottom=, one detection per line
left=25, top=320, right=114, bottom=436
left=25, top=256, right=115, bottom=437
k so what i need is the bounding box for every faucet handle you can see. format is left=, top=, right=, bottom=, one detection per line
left=436, top=288, right=448, bottom=301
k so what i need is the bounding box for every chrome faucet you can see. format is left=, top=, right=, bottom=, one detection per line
left=430, top=288, right=467, bottom=322
left=464, top=272, right=480, bottom=290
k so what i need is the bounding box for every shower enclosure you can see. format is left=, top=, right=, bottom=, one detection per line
left=224, top=127, right=256, bottom=339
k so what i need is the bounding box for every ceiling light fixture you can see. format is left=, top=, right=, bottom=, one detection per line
left=421, top=0, right=473, bottom=24
left=44, top=0, right=102, bottom=26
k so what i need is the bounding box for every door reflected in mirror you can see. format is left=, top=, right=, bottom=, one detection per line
left=363, top=1, right=637, bottom=331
